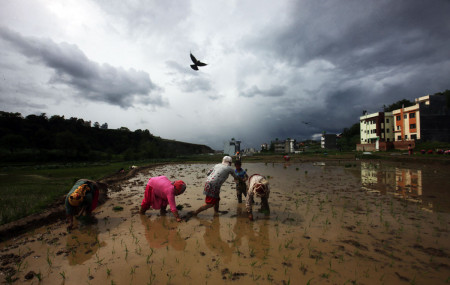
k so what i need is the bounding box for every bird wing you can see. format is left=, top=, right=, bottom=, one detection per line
left=190, top=53, right=198, bottom=64
left=190, top=64, right=199, bottom=70
left=196, top=61, right=207, bottom=66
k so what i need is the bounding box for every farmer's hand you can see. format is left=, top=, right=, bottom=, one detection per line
left=248, top=213, right=254, bottom=221
left=176, top=217, right=182, bottom=222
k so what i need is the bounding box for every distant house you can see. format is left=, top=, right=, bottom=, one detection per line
left=224, top=138, right=241, bottom=156
left=260, top=143, right=269, bottom=151
left=272, top=140, right=285, bottom=153
left=271, top=139, right=295, bottom=153
left=285, top=139, right=295, bottom=153
left=321, top=133, right=337, bottom=149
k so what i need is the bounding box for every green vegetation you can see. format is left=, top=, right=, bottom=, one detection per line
left=0, top=111, right=213, bottom=163
left=337, top=123, right=360, bottom=151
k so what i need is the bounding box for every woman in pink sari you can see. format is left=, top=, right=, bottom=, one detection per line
left=139, top=176, right=186, bottom=222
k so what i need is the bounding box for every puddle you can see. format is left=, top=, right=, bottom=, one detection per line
left=1, top=162, right=449, bottom=284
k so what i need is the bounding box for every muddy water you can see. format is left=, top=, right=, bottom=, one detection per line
left=1, top=162, right=449, bottom=284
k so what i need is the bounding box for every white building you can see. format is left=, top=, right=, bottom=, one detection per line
left=223, top=138, right=241, bottom=155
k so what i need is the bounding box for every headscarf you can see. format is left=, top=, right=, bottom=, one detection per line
left=253, top=178, right=269, bottom=197
left=222, top=156, right=232, bottom=166
left=173, top=180, right=187, bottom=195
left=68, top=184, right=90, bottom=206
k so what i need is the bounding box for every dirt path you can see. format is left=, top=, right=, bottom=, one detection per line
left=1, top=161, right=449, bottom=284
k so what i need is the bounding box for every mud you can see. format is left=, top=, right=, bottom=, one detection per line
left=1, top=161, right=449, bottom=284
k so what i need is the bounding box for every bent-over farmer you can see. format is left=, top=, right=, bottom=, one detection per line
left=65, top=179, right=107, bottom=230
left=246, top=174, right=270, bottom=221
left=191, top=156, right=238, bottom=216
left=139, top=176, right=186, bottom=222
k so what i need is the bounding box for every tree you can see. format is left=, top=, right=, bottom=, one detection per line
left=0, top=134, right=26, bottom=153
left=94, top=122, right=100, bottom=128
left=337, top=123, right=360, bottom=151
left=383, top=99, right=414, bottom=112
left=100, top=123, right=108, bottom=129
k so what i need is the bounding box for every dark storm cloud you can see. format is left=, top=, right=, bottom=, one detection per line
left=238, top=0, right=450, bottom=142
left=258, top=1, right=450, bottom=70
left=0, top=27, right=164, bottom=109
left=239, top=85, right=287, bottom=98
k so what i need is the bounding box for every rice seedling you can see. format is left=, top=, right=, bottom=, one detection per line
left=15, top=259, right=25, bottom=273
left=106, top=267, right=111, bottom=277
left=249, top=247, right=256, bottom=258
left=59, top=271, right=66, bottom=280
left=95, top=253, right=105, bottom=266
left=147, top=266, right=156, bottom=285
left=284, top=238, right=293, bottom=249
left=251, top=271, right=261, bottom=281
left=36, top=271, right=42, bottom=282
left=46, top=249, right=53, bottom=268
left=182, top=268, right=191, bottom=278
left=167, top=272, right=175, bottom=284
left=296, top=248, right=304, bottom=258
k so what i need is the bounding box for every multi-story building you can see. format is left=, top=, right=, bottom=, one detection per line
left=392, top=96, right=429, bottom=141
left=358, top=92, right=450, bottom=151
left=360, top=112, right=394, bottom=143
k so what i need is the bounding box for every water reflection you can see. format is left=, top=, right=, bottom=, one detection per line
left=360, top=162, right=449, bottom=212
left=199, top=216, right=233, bottom=263
left=233, top=206, right=270, bottom=260
left=66, top=226, right=105, bottom=265
left=139, top=215, right=186, bottom=251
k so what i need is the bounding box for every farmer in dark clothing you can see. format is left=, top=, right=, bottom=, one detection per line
left=65, top=179, right=107, bottom=230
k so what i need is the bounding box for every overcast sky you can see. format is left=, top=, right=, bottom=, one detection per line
left=1, top=1, right=449, bottom=150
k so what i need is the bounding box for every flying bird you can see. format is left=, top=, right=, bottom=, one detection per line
left=190, top=52, right=207, bottom=71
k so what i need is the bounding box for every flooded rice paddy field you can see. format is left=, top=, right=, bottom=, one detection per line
left=1, top=161, right=450, bottom=284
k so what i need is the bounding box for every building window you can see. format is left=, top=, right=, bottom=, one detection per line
left=397, top=126, right=401, bottom=130
left=396, top=115, right=401, bottom=121
left=386, top=118, right=390, bottom=123
left=404, top=114, right=407, bottom=119
left=397, top=136, right=401, bottom=140
left=411, top=134, right=417, bottom=140
left=387, top=138, right=390, bottom=142
left=386, top=129, right=390, bottom=133
left=410, top=124, right=416, bottom=129
left=405, top=135, right=408, bottom=140
left=410, top=113, right=415, bottom=119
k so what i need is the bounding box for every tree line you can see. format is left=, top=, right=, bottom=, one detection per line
left=0, top=112, right=213, bottom=163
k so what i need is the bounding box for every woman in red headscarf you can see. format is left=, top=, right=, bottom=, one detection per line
left=139, top=176, right=187, bottom=222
